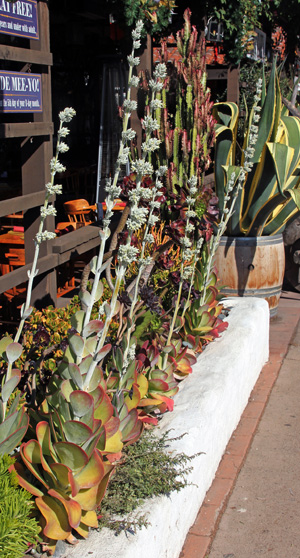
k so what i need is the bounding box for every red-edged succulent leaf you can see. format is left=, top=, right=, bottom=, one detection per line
left=68, top=334, right=85, bottom=358
left=97, top=343, right=112, bottom=362
left=47, top=488, right=82, bottom=529
left=36, top=494, right=71, bottom=540
left=50, top=462, right=79, bottom=497
left=63, top=421, right=93, bottom=445
left=11, top=461, right=44, bottom=497
left=69, top=391, right=94, bottom=418
left=68, top=363, right=83, bottom=389
left=74, top=449, right=105, bottom=489
left=92, top=387, right=114, bottom=424
left=124, top=383, right=141, bottom=411
left=54, top=442, right=89, bottom=471
left=120, top=409, right=143, bottom=443
left=5, top=342, right=23, bottom=364
left=82, top=320, right=104, bottom=338
left=1, top=369, right=21, bottom=402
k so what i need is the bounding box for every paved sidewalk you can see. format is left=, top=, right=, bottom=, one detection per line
left=180, top=291, right=300, bottom=558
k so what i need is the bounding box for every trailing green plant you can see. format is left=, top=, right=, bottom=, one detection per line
left=213, top=59, right=300, bottom=237
left=0, top=454, right=40, bottom=558
left=98, top=429, right=197, bottom=533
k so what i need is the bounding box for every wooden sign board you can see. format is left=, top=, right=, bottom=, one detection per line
left=0, top=70, right=42, bottom=112
left=0, top=0, right=39, bottom=40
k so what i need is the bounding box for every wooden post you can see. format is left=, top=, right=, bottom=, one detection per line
left=227, top=65, right=240, bottom=103
left=21, top=0, right=56, bottom=307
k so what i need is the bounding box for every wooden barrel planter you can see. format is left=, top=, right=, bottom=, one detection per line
left=214, top=234, right=285, bottom=317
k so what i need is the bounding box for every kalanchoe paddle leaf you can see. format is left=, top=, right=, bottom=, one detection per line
left=68, top=363, right=83, bottom=390
left=1, top=370, right=21, bottom=402
left=4, top=342, right=23, bottom=364
left=68, top=334, right=85, bottom=358
left=69, top=391, right=94, bottom=419
left=82, top=320, right=104, bottom=338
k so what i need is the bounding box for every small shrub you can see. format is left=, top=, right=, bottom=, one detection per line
left=98, top=429, right=200, bottom=533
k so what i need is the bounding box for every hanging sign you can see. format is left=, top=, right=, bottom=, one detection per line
left=0, top=70, right=42, bottom=112
left=0, top=0, right=39, bottom=40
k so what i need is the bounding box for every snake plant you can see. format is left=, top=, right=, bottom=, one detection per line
left=213, top=60, right=300, bottom=236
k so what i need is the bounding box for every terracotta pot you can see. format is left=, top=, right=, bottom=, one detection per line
left=214, top=234, right=285, bottom=317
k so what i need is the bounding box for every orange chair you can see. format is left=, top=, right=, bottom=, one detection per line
left=3, top=248, right=26, bottom=303
left=63, top=199, right=97, bottom=227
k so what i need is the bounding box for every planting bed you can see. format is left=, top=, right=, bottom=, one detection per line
left=54, top=297, right=269, bottom=558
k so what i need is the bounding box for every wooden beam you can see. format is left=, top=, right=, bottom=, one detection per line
left=0, top=123, right=53, bottom=138
left=0, top=254, right=58, bottom=293
left=0, top=45, right=52, bottom=65
left=207, top=68, right=228, bottom=81
left=0, top=191, right=47, bottom=217
left=52, top=225, right=102, bottom=254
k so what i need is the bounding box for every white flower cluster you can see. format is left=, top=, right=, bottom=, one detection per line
left=35, top=230, right=56, bottom=243
left=131, top=160, right=153, bottom=176
left=127, top=207, right=149, bottom=231
left=57, top=142, right=69, bottom=153
left=139, top=187, right=153, bottom=201
left=129, top=76, right=140, bottom=88
left=143, top=115, right=159, bottom=133
left=139, top=255, right=153, bottom=267
left=122, top=129, right=136, bottom=142
left=185, top=209, right=197, bottom=219
left=40, top=205, right=57, bottom=217
left=45, top=183, right=63, bottom=195
left=187, top=176, right=198, bottom=188
left=142, top=137, right=161, bottom=153
left=123, top=99, right=137, bottom=113
left=59, top=107, right=76, bottom=123
left=117, top=146, right=130, bottom=166
left=105, top=179, right=121, bottom=199
left=182, top=266, right=194, bottom=280
left=149, top=200, right=161, bottom=210
left=132, top=20, right=143, bottom=38
left=148, top=79, right=164, bottom=92
left=180, top=237, right=192, bottom=249
left=148, top=214, right=159, bottom=226
left=58, top=127, right=70, bottom=138
left=144, top=233, right=154, bottom=244
left=154, top=63, right=167, bottom=80
left=157, top=165, right=168, bottom=177
left=118, top=244, right=139, bottom=266
left=50, top=158, right=66, bottom=174
left=127, top=55, right=140, bottom=67
left=150, top=99, right=163, bottom=111
left=133, top=40, right=141, bottom=49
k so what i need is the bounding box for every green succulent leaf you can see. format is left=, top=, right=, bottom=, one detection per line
left=69, top=391, right=94, bottom=418
left=1, top=370, right=21, bottom=402
left=0, top=336, right=13, bottom=359
left=5, top=342, right=23, bottom=364
left=63, top=421, right=93, bottom=445
left=68, top=363, right=83, bottom=390
left=69, top=334, right=85, bottom=358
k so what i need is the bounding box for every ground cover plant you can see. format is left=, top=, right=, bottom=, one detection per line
left=0, top=10, right=230, bottom=556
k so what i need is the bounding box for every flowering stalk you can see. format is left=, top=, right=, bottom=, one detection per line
left=163, top=176, right=199, bottom=359
left=13, top=108, right=75, bottom=347
left=3, top=108, right=75, bottom=402
left=200, top=78, right=263, bottom=305
left=82, top=20, right=144, bottom=329
left=83, top=60, right=167, bottom=391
